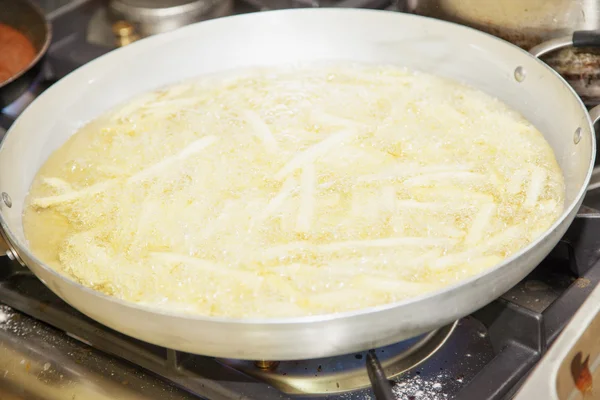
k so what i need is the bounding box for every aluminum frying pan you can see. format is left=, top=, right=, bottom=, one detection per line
left=0, top=9, right=596, bottom=360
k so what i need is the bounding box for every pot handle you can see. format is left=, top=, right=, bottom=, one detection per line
left=530, top=30, right=600, bottom=58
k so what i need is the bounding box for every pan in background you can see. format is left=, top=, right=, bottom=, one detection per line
left=0, top=0, right=52, bottom=109
left=403, top=0, right=600, bottom=107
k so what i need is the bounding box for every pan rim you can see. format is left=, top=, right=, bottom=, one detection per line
left=0, top=7, right=594, bottom=328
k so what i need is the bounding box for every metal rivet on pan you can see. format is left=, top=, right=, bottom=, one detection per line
left=6, top=248, right=16, bottom=261
left=574, top=127, right=582, bottom=144
left=514, top=66, right=526, bottom=83
left=1, top=192, right=11, bottom=208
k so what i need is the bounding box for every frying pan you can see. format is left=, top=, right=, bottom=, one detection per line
left=0, top=0, right=52, bottom=109
left=0, top=9, right=597, bottom=361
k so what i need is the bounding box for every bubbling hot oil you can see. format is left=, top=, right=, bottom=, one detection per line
left=23, top=63, right=565, bottom=318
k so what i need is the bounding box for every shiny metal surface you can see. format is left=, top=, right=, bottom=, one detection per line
left=0, top=260, right=292, bottom=400
left=405, top=0, right=600, bottom=105
left=530, top=36, right=574, bottom=59
left=112, top=20, right=140, bottom=46
left=0, top=305, right=201, bottom=400
left=0, top=257, right=492, bottom=399
left=220, top=323, right=455, bottom=394
left=109, top=0, right=232, bottom=37
left=529, top=36, right=600, bottom=220
left=405, top=0, right=600, bottom=49
left=0, top=9, right=595, bottom=360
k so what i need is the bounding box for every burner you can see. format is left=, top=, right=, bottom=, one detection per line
left=109, top=0, right=233, bottom=37
left=220, top=323, right=456, bottom=395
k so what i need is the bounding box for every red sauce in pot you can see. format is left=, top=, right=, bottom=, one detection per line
left=0, top=23, right=36, bottom=85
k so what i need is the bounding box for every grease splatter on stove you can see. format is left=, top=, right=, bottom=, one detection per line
left=392, top=373, right=450, bottom=400
left=0, top=305, right=11, bottom=324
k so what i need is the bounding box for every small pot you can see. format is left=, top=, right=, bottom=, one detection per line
left=0, top=0, right=52, bottom=109
left=404, top=0, right=600, bottom=105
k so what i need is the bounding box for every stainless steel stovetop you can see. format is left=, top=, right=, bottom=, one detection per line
left=1, top=1, right=600, bottom=399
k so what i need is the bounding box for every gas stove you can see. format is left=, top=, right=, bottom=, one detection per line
left=1, top=1, right=600, bottom=399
